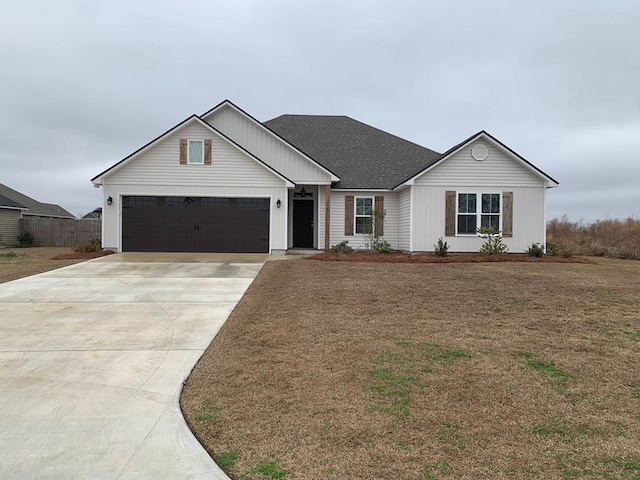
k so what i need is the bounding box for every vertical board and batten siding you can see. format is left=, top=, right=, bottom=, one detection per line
left=206, top=106, right=332, bottom=184
left=320, top=190, right=399, bottom=250
left=410, top=138, right=548, bottom=252
left=101, top=121, right=288, bottom=251
left=0, top=209, right=22, bottom=245
left=412, top=185, right=545, bottom=252
left=397, top=188, right=411, bottom=251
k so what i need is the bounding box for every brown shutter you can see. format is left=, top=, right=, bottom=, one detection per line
left=204, top=139, right=212, bottom=165
left=179, top=139, right=187, bottom=165
left=445, top=191, right=456, bottom=237
left=374, top=195, right=384, bottom=237
left=345, top=196, right=354, bottom=236
left=502, top=191, right=513, bottom=237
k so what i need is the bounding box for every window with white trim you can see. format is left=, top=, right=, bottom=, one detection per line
left=355, top=197, right=373, bottom=234
left=188, top=140, right=204, bottom=164
left=457, top=193, right=501, bottom=234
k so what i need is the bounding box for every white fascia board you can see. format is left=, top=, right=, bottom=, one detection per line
left=201, top=100, right=341, bottom=182
left=0, top=206, right=28, bottom=211
left=334, top=188, right=392, bottom=192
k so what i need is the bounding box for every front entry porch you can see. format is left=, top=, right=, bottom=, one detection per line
left=287, top=185, right=331, bottom=251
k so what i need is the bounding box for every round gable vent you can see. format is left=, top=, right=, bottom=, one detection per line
left=471, top=144, right=488, bottom=161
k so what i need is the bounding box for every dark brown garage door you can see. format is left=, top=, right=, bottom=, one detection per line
left=122, top=196, right=270, bottom=253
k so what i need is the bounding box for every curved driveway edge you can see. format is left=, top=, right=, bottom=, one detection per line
left=0, top=253, right=267, bottom=479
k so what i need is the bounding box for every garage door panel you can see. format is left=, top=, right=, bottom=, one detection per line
left=122, top=196, right=269, bottom=253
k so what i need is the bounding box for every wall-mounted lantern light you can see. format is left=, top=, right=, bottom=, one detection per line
left=300, top=187, right=306, bottom=197
left=276, top=199, right=281, bottom=208
left=107, top=196, right=113, bottom=206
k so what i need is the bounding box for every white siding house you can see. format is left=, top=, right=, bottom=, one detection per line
left=92, top=100, right=557, bottom=254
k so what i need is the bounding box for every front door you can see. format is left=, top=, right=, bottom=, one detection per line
left=293, top=200, right=314, bottom=248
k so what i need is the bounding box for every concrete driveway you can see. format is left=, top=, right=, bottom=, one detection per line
left=0, top=253, right=267, bottom=479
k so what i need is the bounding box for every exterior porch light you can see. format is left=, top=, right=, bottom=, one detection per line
left=276, top=199, right=281, bottom=208
left=300, top=187, right=306, bottom=197
left=107, top=196, right=113, bottom=206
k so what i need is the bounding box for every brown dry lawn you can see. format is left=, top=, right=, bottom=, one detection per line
left=0, top=247, right=92, bottom=283
left=182, top=258, right=640, bottom=480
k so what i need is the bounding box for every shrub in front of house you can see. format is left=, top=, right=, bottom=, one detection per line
left=331, top=240, right=353, bottom=253
left=477, top=227, right=508, bottom=255
left=73, top=238, right=102, bottom=253
left=526, top=242, right=545, bottom=257
left=434, top=237, right=449, bottom=257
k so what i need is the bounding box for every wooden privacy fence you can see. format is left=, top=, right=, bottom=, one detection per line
left=21, top=217, right=101, bottom=247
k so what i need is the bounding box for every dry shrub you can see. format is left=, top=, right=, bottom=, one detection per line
left=547, top=215, right=640, bottom=259
left=72, top=238, right=102, bottom=253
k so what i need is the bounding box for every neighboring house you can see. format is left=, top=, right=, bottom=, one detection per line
left=0, top=183, right=76, bottom=246
left=91, top=100, right=558, bottom=254
left=0, top=195, right=27, bottom=246
left=82, top=207, right=102, bottom=220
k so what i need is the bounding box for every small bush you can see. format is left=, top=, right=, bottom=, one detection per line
left=546, top=242, right=566, bottom=256
left=526, top=242, right=545, bottom=257
left=477, top=227, right=508, bottom=255
left=434, top=237, right=449, bottom=257
left=18, top=232, right=34, bottom=247
left=331, top=240, right=353, bottom=253
left=371, top=238, right=392, bottom=253
left=73, top=238, right=102, bottom=253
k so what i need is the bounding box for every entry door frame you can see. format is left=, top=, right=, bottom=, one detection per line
left=292, top=198, right=315, bottom=248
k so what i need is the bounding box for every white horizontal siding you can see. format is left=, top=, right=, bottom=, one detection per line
left=415, top=139, right=542, bottom=187
left=0, top=209, right=22, bottom=246
left=398, top=188, right=411, bottom=251
left=412, top=185, right=546, bottom=253
left=327, top=191, right=399, bottom=250
left=107, top=122, right=283, bottom=187
left=101, top=184, right=288, bottom=252
left=206, top=106, right=332, bottom=184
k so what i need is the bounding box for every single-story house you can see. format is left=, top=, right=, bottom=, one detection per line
left=91, top=100, right=558, bottom=254
left=0, top=183, right=76, bottom=246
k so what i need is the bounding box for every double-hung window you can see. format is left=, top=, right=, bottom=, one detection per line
left=355, top=197, right=373, bottom=234
left=188, top=140, right=204, bottom=164
left=457, top=193, right=501, bottom=234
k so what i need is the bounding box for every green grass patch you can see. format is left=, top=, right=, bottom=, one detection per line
left=525, top=359, right=571, bottom=378
left=623, top=330, right=640, bottom=338
left=215, top=451, right=238, bottom=469
left=249, top=459, right=289, bottom=479
left=370, top=342, right=470, bottom=418
left=0, top=251, right=18, bottom=259
left=195, top=399, right=221, bottom=422
left=625, top=461, right=640, bottom=470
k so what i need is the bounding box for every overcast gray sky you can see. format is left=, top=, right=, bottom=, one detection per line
left=1, top=0, right=638, bottom=221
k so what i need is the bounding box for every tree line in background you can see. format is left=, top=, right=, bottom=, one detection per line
left=547, top=215, right=640, bottom=260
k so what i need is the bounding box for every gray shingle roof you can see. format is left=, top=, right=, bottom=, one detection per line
left=0, top=183, right=76, bottom=218
left=0, top=194, right=27, bottom=209
left=263, top=115, right=442, bottom=189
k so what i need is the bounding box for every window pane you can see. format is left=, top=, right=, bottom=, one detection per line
left=356, top=198, right=372, bottom=215
left=458, top=193, right=476, bottom=213
left=481, top=215, right=500, bottom=231
left=457, top=214, right=476, bottom=234
left=188, top=140, right=203, bottom=164
left=355, top=217, right=372, bottom=234
left=482, top=194, right=500, bottom=213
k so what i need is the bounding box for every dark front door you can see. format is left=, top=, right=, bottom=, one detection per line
left=121, top=196, right=270, bottom=253
left=293, top=200, right=314, bottom=248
